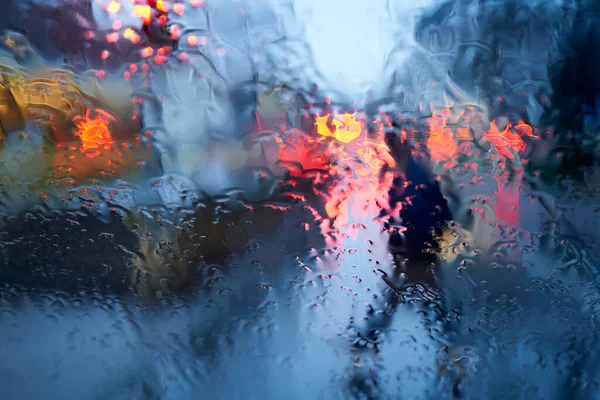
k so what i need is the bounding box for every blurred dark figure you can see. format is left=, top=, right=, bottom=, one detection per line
left=545, top=0, right=600, bottom=174
left=542, top=12, right=600, bottom=398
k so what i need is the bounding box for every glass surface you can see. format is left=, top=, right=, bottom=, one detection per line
left=0, top=0, right=599, bottom=398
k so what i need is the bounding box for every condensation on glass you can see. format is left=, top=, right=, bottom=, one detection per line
left=0, top=0, right=598, bottom=399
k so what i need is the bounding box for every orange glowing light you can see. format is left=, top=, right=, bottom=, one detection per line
left=483, top=120, right=532, bottom=159
left=187, top=35, right=198, bottom=46
left=315, top=112, right=362, bottom=143
left=106, top=0, right=122, bottom=14
left=277, top=131, right=331, bottom=177
left=426, top=109, right=457, bottom=163
left=191, top=0, right=203, bottom=6
left=319, top=137, right=397, bottom=245
left=483, top=121, right=534, bottom=227
left=106, top=32, right=119, bottom=43
left=421, top=106, right=537, bottom=228
left=355, top=142, right=396, bottom=177
left=456, top=127, right=470, bottom=140
left=169, top=25, right=180, bottom=40
left=173, top=2, right=184, bottom=15
left=514, top=121, right=536, bottom=138
left=276, top=111, right=397, bottom=248
left=73, top=109, right=115, bottom=151
left=157, top=46, right=169, bottom=56
left=141, top=46, right=154, bottom=58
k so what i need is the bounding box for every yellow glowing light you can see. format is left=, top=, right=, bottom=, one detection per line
left=141, top=46, right=154, bottom=58
left=315, top=112, right=362, bottom=143
left=106, top=0, right=122, bottom=14
left=133, top=5, right=152, bottom=25
left=123, top=28, right=140, bottom=44
left=156, top=0, right=168, bottom=12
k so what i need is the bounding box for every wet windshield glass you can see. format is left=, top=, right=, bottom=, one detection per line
left=0, top=0, right=599, bottom=398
